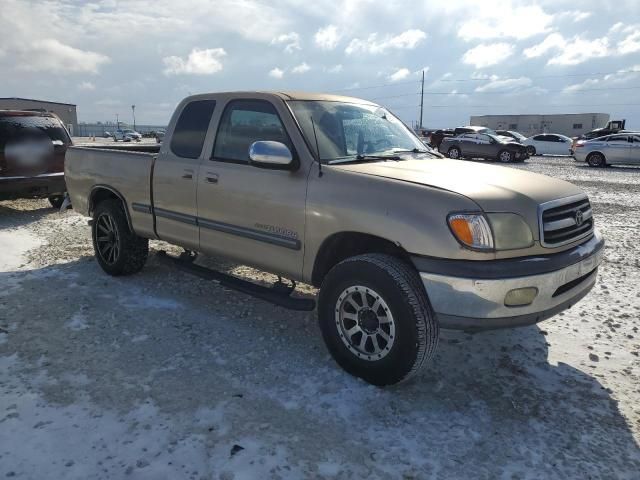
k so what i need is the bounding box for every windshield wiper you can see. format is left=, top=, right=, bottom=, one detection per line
left=392, top=148, right=429, bottom=154
left=328, top=154, right=401, bottom=165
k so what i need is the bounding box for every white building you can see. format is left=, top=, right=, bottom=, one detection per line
left=469, top=113, right=610, bottom=137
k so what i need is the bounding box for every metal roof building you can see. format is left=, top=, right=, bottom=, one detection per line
left=470, top=113, right=610, bottom=137
left=0, top=97, right=78, bottom=135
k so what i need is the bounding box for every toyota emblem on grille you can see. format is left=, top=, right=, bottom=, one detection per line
left=575, top=210, right=584, bottom=227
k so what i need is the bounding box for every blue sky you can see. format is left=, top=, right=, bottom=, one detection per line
left=1, top=0, right=639, bottom=128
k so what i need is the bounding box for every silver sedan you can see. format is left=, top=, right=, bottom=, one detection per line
left=574, top=133, right=640, bottom=167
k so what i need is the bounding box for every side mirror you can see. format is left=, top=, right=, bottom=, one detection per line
left=249, top=141, right=294, bottom=170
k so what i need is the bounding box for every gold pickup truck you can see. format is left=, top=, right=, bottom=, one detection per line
left=65, top=91, right=604, bottom=386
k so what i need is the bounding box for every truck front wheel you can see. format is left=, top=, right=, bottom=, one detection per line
left=318, top=254, right=439, bottom=386
left=92, top=199, right=148, bottom=276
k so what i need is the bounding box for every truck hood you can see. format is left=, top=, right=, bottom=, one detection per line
left=334, top=157, right=583, bottom=212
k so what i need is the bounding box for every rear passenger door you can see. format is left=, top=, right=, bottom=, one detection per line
left=196, top=99, right=308, bottom=280
left=605, top=135, right=631, bottom=163
left=152, top=99, right=216, bottom=250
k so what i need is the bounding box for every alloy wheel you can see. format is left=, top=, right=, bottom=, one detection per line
left=95, top=213, right=120, bottom=265
left=335, top=286, right=396, bottom=361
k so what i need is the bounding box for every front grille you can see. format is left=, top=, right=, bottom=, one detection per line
left=540, top=195, right=594, bottom=247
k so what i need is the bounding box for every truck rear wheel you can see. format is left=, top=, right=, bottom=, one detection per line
left=92, top=199, right=148, bottom=276
left=318, top=254, right=439, bottom=386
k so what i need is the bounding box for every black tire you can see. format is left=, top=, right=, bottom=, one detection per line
left=447, top=147, right=461, bottom=159
left=587, top=152, right=606, bottom=168
left=526, top=145, right=536, bottom=156
left=92, top=199, right=148, bottom=276
left=318, top=253, right=439, bottom=386
left=497, top=150, right=513, bottom=163
left=48, top=195, right=65, bottom=209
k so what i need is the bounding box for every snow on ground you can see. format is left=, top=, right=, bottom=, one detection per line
left=0, top=158, right=639, bottom=479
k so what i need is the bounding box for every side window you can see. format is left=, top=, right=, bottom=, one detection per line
left=477, top=134, right=491, bottom=144
left=632, top=136, right=640, bottom=143
left=608, top=135, right=628, bottom=143
left=533, top=135, right=545, bottom=141
left=170, top=100, right=217, bottom=159
left=212, top=100, right=292, bottom=163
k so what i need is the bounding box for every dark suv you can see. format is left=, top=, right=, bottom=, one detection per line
left=0, top=110, right=71, bottom=208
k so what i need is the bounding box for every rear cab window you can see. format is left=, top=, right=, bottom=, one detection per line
left=170, top=100, right=217, bottom=159
left=212, top=99, right=293, bottom=164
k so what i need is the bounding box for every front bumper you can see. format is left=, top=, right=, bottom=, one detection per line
left=0, top=172, right=66, bottom=201
left=414, top=231, right=604, bottom=331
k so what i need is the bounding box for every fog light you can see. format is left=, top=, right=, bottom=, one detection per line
left=504, top=287, right=538, bottom=307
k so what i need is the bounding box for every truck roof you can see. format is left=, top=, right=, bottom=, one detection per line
left=183, top=91, right=377, bottom=105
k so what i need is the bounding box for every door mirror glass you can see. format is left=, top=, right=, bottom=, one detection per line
left=249, top=141, right=293, bottom=169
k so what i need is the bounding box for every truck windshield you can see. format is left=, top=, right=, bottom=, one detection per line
left=288, top=100, right=427, bottom=162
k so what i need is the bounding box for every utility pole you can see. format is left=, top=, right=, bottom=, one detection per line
left=419, top=69, right=425, bottom=130
left=131, top=105, right=136, bottom=131
left=116, top=113, right=119, bottom=129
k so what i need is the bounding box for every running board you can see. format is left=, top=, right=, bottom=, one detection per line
left=156, top=251, right=316, bottom=311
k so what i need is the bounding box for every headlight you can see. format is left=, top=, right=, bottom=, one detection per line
left=447, top=213, right=494, bottom=250
left=448, top=212, right=534, bottom=251
left=487, top=213, right=533, bottom=250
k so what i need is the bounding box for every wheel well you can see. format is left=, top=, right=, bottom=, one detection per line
left=89, top=187, right=133, bottom=230
left=311, top=232, right=411, bottom=287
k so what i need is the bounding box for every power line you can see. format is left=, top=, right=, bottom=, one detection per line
left=418, top=102, right=640, bottom=109
left=331, top=68, right=640, bottom=94
left=436, top=68, right=640, bottom=83
left=331, top=79, right=419, bottom=93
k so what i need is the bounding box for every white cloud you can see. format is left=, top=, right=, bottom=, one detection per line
left=163, top=48, right=226, bottom=75
left=475, top=77, right=532, bottom=92
left=314, top=25, right=340, bottom=50
left=462, top=43, right=514, bottom=68
left=16, top=39, right=109, bottom=74
left=619, top=29, right=640, bottom=55
left=268, top=67, right=284, bottom=79
left=271, top=32, right=301, bottom=53
left=414, top=66, right=430, bottom=76
left=458, top=5, right=553, bottom=41
left=388, top=68, right=410, bottom=82
left=327, top=64, right=343, bottom=73
left=78, top=81, right=96, bottom=91
left=345, top=29, right=426, bottom=55
left=563, top=78, right=601, bottom=93
left=291, top=62, right=310, bottom=74
left=523, top=33, right=564, bottom=58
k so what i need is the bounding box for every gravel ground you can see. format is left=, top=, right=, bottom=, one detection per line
left=1, top=156, right=639, bottom=479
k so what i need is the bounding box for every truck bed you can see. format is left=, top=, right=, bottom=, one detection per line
left=65, top=145, right=156, bottom=237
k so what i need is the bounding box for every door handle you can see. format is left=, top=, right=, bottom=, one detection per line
left=182, top=169, right=194, bottom=179
left=205, top=173, right=219, bottom=184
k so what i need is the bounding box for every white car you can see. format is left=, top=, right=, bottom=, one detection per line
left=113, top=129, right=142, bottom=142
left=523, top=134, right=573, bottom=156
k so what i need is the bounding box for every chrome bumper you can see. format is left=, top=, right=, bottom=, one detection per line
left=418, top=232, right=604, bottom=331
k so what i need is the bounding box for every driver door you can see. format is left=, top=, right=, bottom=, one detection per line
left=196, top=98, right=308, bottom=279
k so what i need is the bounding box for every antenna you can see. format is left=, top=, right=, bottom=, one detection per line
left=310, top=116, right=323, bottom=177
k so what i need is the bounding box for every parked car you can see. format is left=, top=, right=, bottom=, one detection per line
left=572, top=120, right=630, bottom=151
left=453, top=125, right=497, bottom=136
left=0, top=110, right=71, bottom=208
left=496, top=130, right=527, bottom=143
left=574, top=133, right=640, bottom=167
left=428, top=128, right=455, bottom=149
left=155, top=129, right=165, bottom=143
left=113, top=129, right=142, bottom=142
left=103, top=131, right=112, bottom=138
left=523, top=134, right=573, bottom=156
left=439, top=132, right=529, bottom=163
left=65, top=91, right=603, bottom=386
